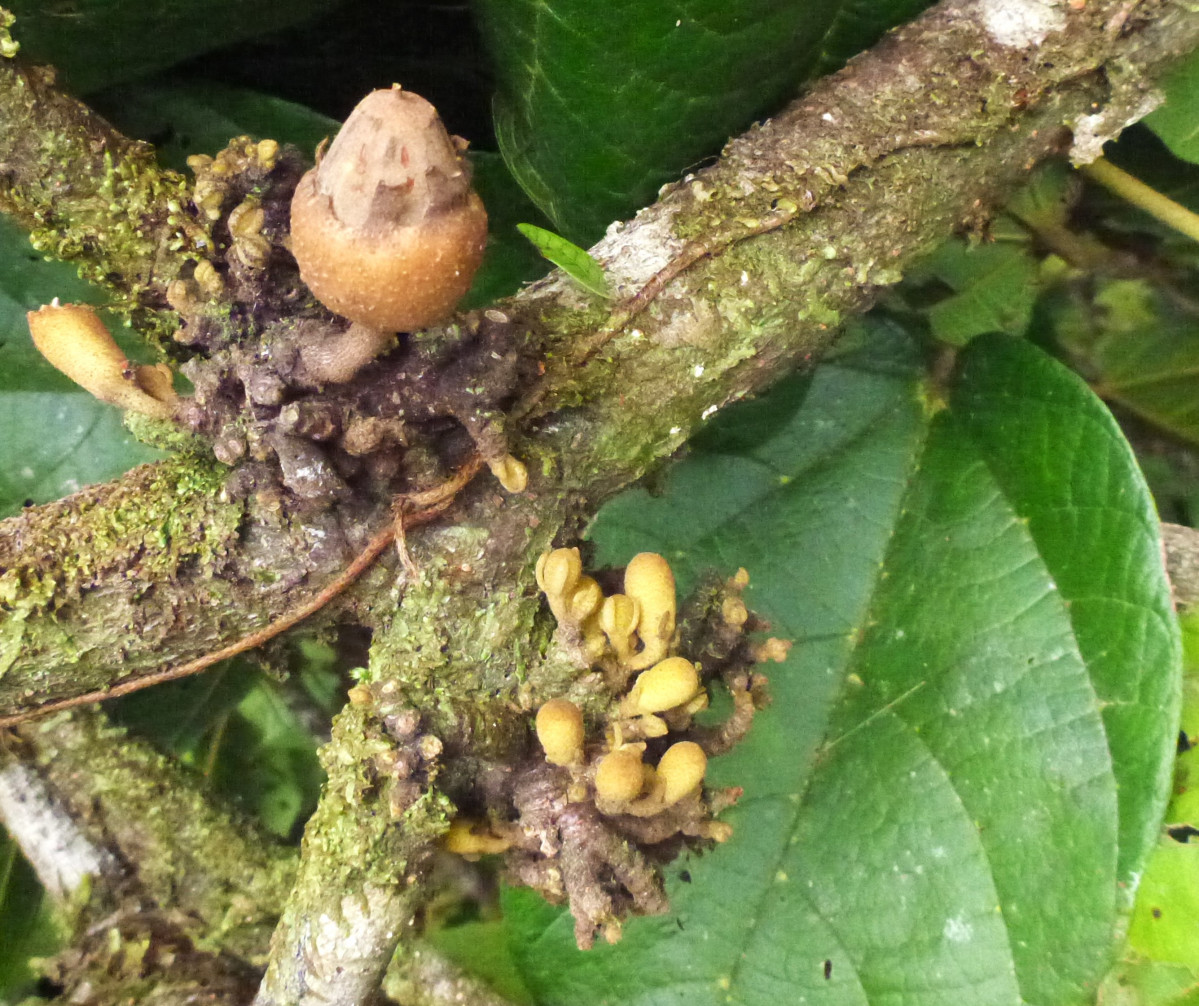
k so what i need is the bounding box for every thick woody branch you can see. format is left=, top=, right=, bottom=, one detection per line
left=0, top=707, right=296, bottom=999
left=0, top=23, right=203, bottom=329
left=0, top=456, right=392, bottom=721
left=1163, top=522, right=1199, bottom=609
left=3, top=709, right=296, bottom=942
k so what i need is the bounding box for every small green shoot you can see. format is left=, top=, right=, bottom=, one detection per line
left=517, top=223, right=612, bottom=299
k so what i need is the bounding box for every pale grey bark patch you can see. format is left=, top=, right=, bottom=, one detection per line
left=977, top=0, right=1067, bottom=47
left=0, top=761, right=114, bottom=900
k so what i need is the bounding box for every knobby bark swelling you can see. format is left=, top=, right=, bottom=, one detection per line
left=2, top=0, right=1198, bottom=1001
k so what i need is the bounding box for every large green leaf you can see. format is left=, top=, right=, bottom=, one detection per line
left=4, top=0, right=340, bottom=94
left=1144, top=48, right=1199, bottom=166
left=491, top=322, right=1178, bottom=1006
left=472, top=0, right=933, bottom=244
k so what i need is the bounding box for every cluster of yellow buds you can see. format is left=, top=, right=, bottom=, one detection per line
left=533, top=549, right=731, bottom=836
left=187, top=135, right=279, bottom=222
left=535, top=549, right=679, bottom=679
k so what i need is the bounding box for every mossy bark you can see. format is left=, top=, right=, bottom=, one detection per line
left=0, top=40, right=203, bottom=337
left=0, top=455, right=392, bottom=718
left=0, top=707, right=296, bottom=1002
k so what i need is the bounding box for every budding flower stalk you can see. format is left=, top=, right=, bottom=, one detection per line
left=27, top=302, right=177, bottom=420
left=289, top=86, right=488, bottom=339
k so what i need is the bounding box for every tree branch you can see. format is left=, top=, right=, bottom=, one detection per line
left=0, top=20, right=203, bottom=333
left=0, top=707, right=295, bottom=1000
left=0, top=456, right=394, bottom=720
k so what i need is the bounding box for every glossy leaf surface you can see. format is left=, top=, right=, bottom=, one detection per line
left=489, top=322, right=1178, bottom=1006
left=1145, top=48, right=1199, bottom=165
left=4, top=0, right=340, bottom=94
left=473, top=0, right=934, bottom=243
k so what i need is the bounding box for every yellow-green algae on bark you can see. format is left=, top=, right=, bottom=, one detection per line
left=0, top=455, right=243, bottom=679
left=0, top=8, right=206, bottom=331
left=21, top=708, right=296, bottom=961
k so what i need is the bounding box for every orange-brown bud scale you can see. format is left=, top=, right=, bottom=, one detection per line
left=289, top=86, right=488, bottom=334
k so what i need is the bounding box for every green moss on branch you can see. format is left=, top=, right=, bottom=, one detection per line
left=0, top=33, right=207, bottom=333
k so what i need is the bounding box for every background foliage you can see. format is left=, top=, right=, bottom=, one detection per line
left=2, top=2, right=1199, bottom=1004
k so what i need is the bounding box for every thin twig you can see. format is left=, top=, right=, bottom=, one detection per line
left=1082, top=156, right=1199, bottom=244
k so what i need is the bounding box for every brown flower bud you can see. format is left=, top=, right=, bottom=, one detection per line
left=289, top=86, right=488, bottom=334
left=27, top=302, right=176, bottom=419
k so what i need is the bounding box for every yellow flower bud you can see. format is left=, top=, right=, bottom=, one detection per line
left=535, top=699, right=585, bottom=766
left=567, top=576, right=603, bottom=623
left=656, top=741, right=706, bottom=806
left=442, top=817, right=511, bottom=858
left=595, top=747, right=646, bottom=804
left=622, top=657, right=701, bottom=716
left=535, top=547, right=582, bottom=623
left=599, top=593, right=640, bottom=665
left=623, top=553, right=676, bottom=670
left=488, top=453, right=528, bottom=493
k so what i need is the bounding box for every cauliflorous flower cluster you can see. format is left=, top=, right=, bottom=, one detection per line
left=457, top=547, right=783, bottom=948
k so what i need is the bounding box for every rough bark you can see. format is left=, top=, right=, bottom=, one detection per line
left=1, top=0, right=1198, bottom=1001
left=1164, top=522, right=1199, bottom=609
left=0, top=29, right=200, bottom=337
left=0, top=707, right=295, bottom=1003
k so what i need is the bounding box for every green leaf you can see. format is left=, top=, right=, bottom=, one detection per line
left=0, top=829, right=60, bottom=1001
left=0, top=392, right=164, bottom=519
left=913, top=237, right=1040, bottom=345
left=1055, top=278, right=1199, bottom=447
left=497, top=322, right=1178, bottom=1006
left=1145, top=48, right=1199, bottom=165
left=3, top=0, right=341, bottom=94
left=107, top=663, right=258, bottom=757
left=1129, top=841, right=1199, bottom=969
left=430, top=920, right=536, bottom=1006
left=93, top=81, right=341, bottom=172
left=110, top=663, right=325, bottom=840
left=474, top=0, right=933, bottom=244
left=1099, top=958, right=1199, bottom=1006
left=517, top=224, right=611, bottom=298
left=210, top=678, right=325, bottom=839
